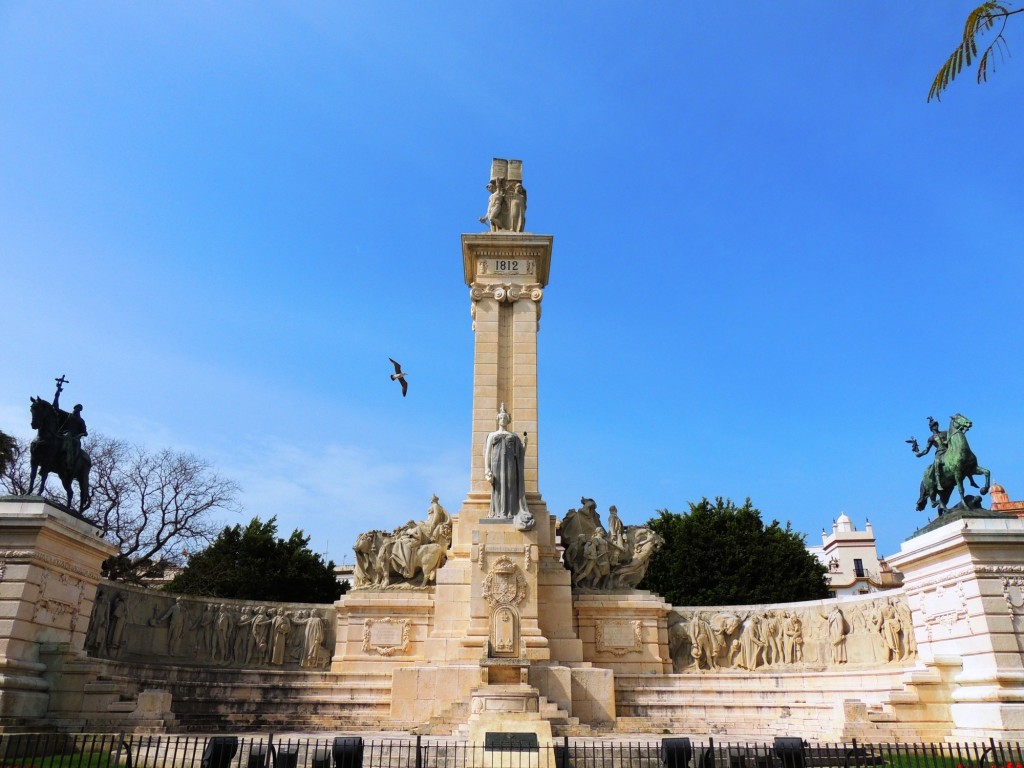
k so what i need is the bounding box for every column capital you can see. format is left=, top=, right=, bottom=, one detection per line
left=462, top=233, right=553, bottom=288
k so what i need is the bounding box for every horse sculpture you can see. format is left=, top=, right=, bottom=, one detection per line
left=916, top=413, right=990, bottom=515
left=28, top=396, right=92, bottom=513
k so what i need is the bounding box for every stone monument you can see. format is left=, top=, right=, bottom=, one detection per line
left=339, top=159, right=616, bottom=741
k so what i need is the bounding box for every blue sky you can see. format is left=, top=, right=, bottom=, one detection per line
left=2, top=3, right=1022, bottom=562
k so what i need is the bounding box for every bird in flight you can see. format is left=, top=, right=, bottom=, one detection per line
left=389, top=358, right=408, bottom=397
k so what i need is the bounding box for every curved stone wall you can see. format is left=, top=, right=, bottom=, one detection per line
left=667, top=591, right=917, bottom=673
left=85, top=582, right=336, bottom=671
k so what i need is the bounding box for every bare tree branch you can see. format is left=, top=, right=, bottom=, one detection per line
left=1, top=433, right=240, bottom=582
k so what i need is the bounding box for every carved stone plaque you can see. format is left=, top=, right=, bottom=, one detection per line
left=484, top=733, right=538, bottom=752
left=478, top=258, right=536, bottom=277
left=596, top=619, right=642, bottom=655
left=363, top=617, right=409, bottom=656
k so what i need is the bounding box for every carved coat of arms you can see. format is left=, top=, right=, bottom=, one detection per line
left=482, top=556, right=527, bottom=607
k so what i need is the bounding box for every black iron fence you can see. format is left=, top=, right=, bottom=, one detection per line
left=2, top=734, right=1024, bottom=768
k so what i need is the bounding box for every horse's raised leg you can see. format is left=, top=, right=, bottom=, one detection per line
left=976, top=466, right=991, bottom=496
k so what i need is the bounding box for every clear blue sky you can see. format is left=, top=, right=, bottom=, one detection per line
left=2, top=3, right=1022, bottom=562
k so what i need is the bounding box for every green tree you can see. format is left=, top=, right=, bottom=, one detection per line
left=639, top=497, right=829, bottom=606
left=929, top=3, right=1024, bottom=101
left=166, top=516, right=347, bottom=603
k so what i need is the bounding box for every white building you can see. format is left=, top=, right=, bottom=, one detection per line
left=807, top=512, right=902, bottom=597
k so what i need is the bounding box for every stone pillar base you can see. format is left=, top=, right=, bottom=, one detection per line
left=0, top=498, right=116, bottom=727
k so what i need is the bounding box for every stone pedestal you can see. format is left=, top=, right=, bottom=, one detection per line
left=466, top=684, right=555, bottom=768
left=0, top=497, right=116, bottom=724
left=889, top=513, right=1024, bottom=739
left=575, top=590, right=673, bottom=674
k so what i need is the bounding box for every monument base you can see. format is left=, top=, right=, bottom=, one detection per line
left=466, top=684, right=555, bottom=768
left=890, top=513, right=1024, bottom=741
left=0, top=498, right=116, bottom=727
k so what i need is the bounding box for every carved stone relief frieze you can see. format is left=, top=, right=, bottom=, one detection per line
left=83, top=583, right=335, bottom=670
left=666, top=594, right=918, bottom=674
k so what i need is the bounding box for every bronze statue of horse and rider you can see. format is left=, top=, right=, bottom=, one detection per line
left=27, top=379, right=91, bottom=514
left=911, top=413, right=990, bottom=515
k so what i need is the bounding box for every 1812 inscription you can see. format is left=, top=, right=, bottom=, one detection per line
left=478, top=258, right=535, bottom=276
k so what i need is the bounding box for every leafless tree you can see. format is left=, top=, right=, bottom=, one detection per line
left=1, top=433, right=239, bottom=582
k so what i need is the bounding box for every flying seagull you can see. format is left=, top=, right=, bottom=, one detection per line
left=389, top=358, right=408, bottom=397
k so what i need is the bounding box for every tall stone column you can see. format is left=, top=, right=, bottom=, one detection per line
left=422, top=233, right=582, bottom=668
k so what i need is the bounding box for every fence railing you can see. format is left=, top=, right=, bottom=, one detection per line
left=3, top=734, right=1024, bottom=768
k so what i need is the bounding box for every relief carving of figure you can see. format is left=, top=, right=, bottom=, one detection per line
left=270, top=608, right=291, bottom=665
left=689, top=612, right=718, bottom=671
left=871, top=601, right=902, bottom=662
left=783, top=612, right=803, bottom=664
left=734, top=614, right=766, bottom=671
left=212, top=604, right=235, bottom=664
left=762, top=611, right=783, bottom=666
left=251, top=606, right=273, bottom=664
left=87, top=590, right=111, bottom=656
left=236, top=607, right=256, bottom=665
left=293, top=610, right=327, bottom=668
left=483, top=404, right=533, bottom=530
left=108, top=594, right=129, bottom=656
left=895, top=598, right=917, bottom=659
left=149, top=596, right=186, bottom=656
left=827, top=605, right=848, bottom=664
left=192, top=604, right=216, bottom=659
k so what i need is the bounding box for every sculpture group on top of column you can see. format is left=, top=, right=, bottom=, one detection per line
left=352, top=495, right=453, bottom=589
left=559, top=498, right=664, bottom=590
left=666, top=595, right=917, bottom=674
left=478, top=158, right=527, bottom=233
left=85, top=585, right=333, bottom=669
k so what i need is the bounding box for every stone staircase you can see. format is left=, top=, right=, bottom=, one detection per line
left=613, top=662, right=953, bottom=741
left=414, top=694, right=597, bottom=737
left=45, top=656, right=415, bottom=732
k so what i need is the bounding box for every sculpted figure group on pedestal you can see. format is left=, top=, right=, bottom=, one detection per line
left=666, top=596, right=917, bottom=674
left=559, top=498, right=664, bottom=590
left=86, top=586, right=332, bottom=669
left=352, top=495, right=453, bottom=588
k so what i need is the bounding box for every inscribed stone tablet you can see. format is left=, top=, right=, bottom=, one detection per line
left=596, top=619, right=642, bottom=654
left=484, top=733, right=539, bottom=751
left=370, top=622, right=405, bottom=647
